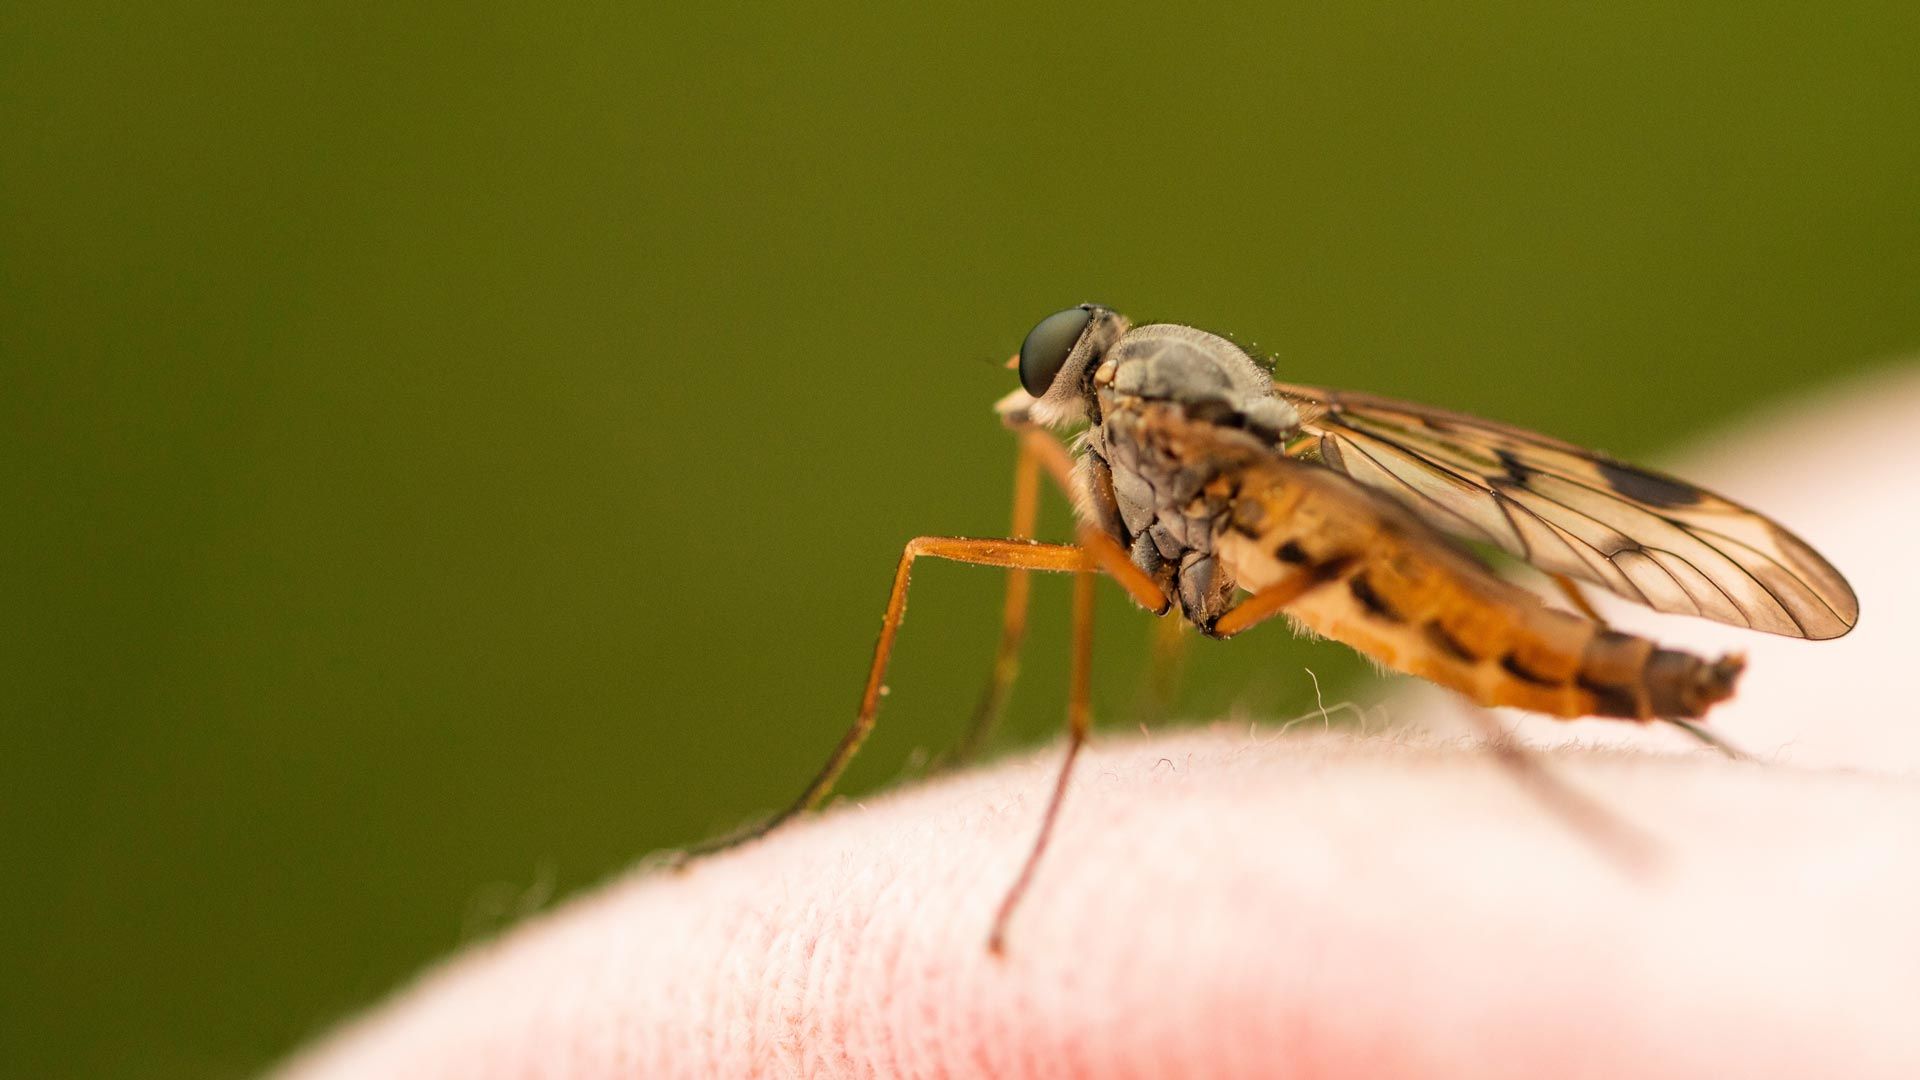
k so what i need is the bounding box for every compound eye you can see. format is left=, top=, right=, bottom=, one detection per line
left=1017, top=306, right=1095, bottom=397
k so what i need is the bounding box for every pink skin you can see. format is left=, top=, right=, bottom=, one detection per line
left=275, top=367, right=1920, bottom=1080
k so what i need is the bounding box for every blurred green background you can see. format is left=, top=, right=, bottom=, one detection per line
left=4, top=3, right=1917, bottom=1076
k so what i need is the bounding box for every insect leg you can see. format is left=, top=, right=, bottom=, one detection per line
left=1550, top=573, right=1608, bottom=624
left=1662, top=716, right=1749, bottom=761
left=948, top=438, right=1044, bottom=765
left=1134, top=613, right=1190, bottom=725
left=679, top=537, right=1103, bottom=862
left=988, top=562, right=1097, bottom=954
left=1015, top=425, right=1174, bottom=614
left=1459, top=707, right=1659, bottom=875
left=947, top=429, right=1171, bottom=767
left=1208, top=556, right=1357, bottom=638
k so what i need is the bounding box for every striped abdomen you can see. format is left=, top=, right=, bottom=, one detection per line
left=1212, top=459, right=1744, bottom=721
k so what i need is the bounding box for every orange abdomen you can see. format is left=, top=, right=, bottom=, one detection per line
left=1213, top=461, right=1743, bottom=721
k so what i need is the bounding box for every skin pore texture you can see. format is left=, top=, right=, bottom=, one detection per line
left=274, top=365, right=1920, bottom=1080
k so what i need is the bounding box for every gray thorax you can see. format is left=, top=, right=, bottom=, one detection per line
left=1077, top=324, right=1301, bottom=630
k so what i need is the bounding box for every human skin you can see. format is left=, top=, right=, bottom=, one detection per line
left=274, top=366, right=1920, bottom=1080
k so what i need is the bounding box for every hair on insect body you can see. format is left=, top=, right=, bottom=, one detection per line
left=681, top=304, right=1859, bottom=953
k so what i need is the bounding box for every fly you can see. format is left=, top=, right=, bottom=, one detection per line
left=683, top=304, right=1859, bottom=952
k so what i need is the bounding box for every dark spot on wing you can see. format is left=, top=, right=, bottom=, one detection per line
left=1596, top=459, right=1703, bottom=509
left=1275, top=539, right=1309, bottom=564
left=1495, top=450, right=1535, bottom=485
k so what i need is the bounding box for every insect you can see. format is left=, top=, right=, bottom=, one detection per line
left=688, top=304, right=1858, bottom=951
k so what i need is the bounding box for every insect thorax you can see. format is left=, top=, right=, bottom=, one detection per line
left=1079, top=325, right=1301, bottom=629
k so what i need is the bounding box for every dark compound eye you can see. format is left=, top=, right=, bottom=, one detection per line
left=1017, top=305, right=1095, bottom=397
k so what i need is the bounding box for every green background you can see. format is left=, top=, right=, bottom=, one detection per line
left=4, top=4, right=1917, bottom=1076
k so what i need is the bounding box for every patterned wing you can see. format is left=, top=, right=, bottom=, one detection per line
left=1270, top=382, right=1858, bottom=639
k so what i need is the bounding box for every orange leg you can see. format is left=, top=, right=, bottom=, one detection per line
left=1015, top=426, right=1174, bottom=614
left=1551, top=573, right=1607, bottom=624
left=1134, top=612, right=1190, bottom=725
left=950, top=440, right=1044, bottom=763
left=1209, top=557, right=1354, bottom=638
left=950, top=429, right=1170, bottom=764
left=682, top=536, right=1119, bottom=861
left=988, top=564, right=1096, bottom=954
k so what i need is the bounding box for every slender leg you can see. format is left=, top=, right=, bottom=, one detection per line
left=1134, top=614, right=1190, bottom=726
left=679, top=537, right=1105, bottom=862
left=1662, top=716, right=1749, bottom=761
left=1209, top=556, right=1355, bottom=638
left=1458, top=707, right=1659, bottom=875
left=1551, top=572, right=1608, bottom=624
left=1015, top=426, right=1173, bottom=614
left=1211, top=561, right=1660, bottom=871
left=948, top=428, right=1170, bottom=766
left=949, top=439, right=1044, bottom=764
left=988, top=563, right=1097, bottom=954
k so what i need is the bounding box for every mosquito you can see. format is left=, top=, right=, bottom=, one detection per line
left=684, top=304, right=1859, bottom=952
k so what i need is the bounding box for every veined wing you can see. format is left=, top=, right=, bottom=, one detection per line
left=1270, top=382, right=1858, bottom=639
